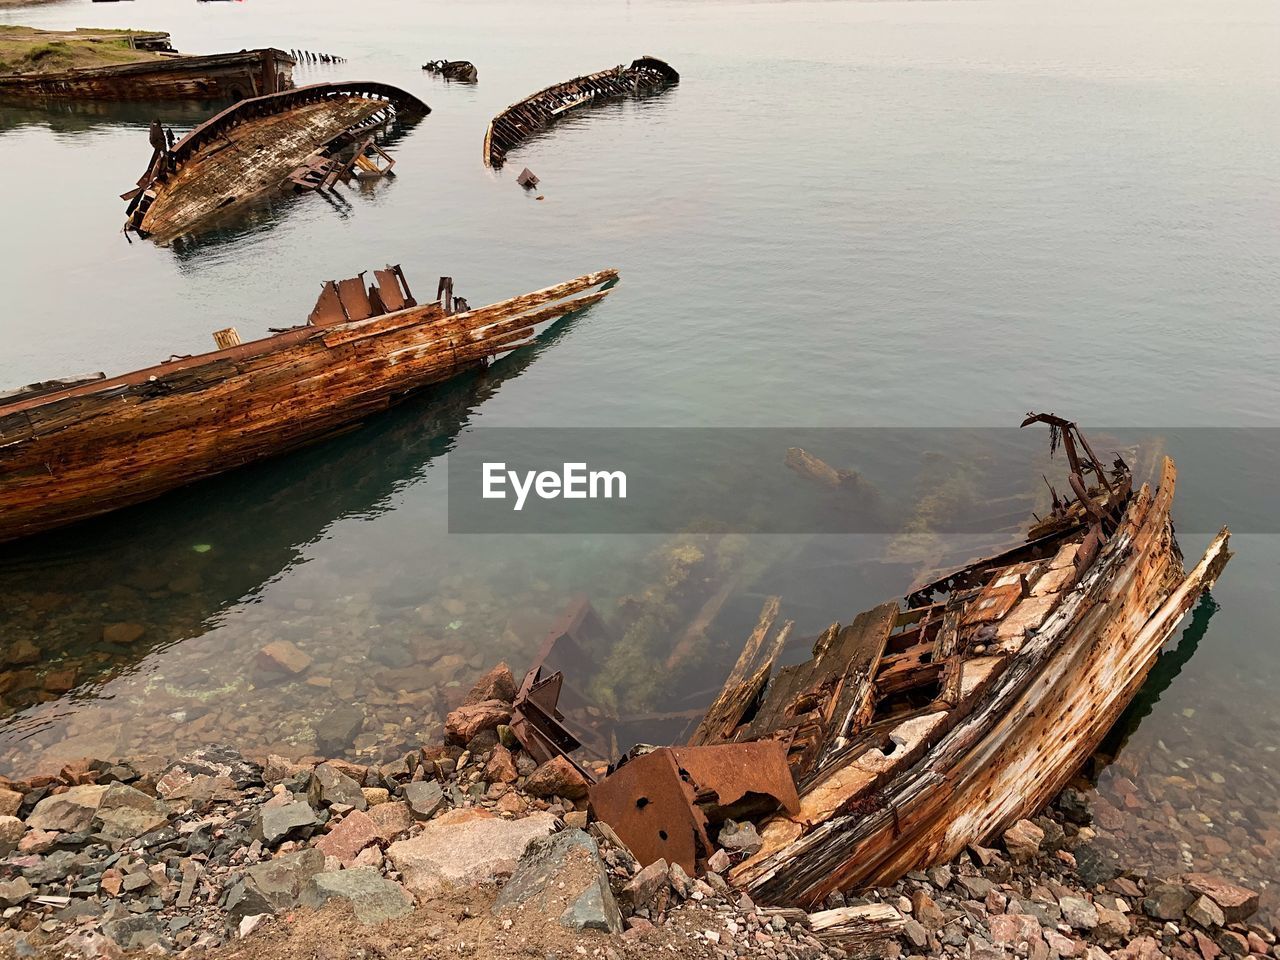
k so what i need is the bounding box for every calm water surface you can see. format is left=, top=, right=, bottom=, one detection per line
left=0, top=0, right=1276, bottom=917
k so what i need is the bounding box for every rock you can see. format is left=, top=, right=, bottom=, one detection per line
left=314, top=810, right=378, bottom=867
left=1060, top=896, right=1098, bottom=931
left=1113, top=935, right=1165, bottom=960
left=718, top=819, right=763, bottom=855
left=308, top=763, right=367, bottom=811
left=238, top=915, right=266, bottom=939
left=1144, top=882, right=1196, bottom=921
left=1055, top=786, right=1092, bottom=825
left=0, top=787, right=21, bottom=817
left=1003, top=819, right=1045, bottom=862
left=914, top=891, right=946, bottom=933
left=366, top=801, right=414, bottom=842
left=903, top=919, right=930, bottom=949
left=5, top=638, right=40, bottom=665
left=92, top=783, right=171, bottom=841
left=300, top=868, right=414, bottom=925
left=988, top=914, right=1041, bottom=946
left=1044, top=930, right=1082, bottom=957
left=0, top=876, right=34, bottom=907
left=362, top=788, right=389, bottom=807
left=492, top=828, right=622, bottom=934
left=967, top=934, right=1010, bottom=960
left=1187, top=895, right=1226, bottom=929
left=464, top=663, right=517, bottom=705
left=0, top=816, right=25, bottom=855
left=255, top=640, right=312, bottom=675
left=314, top=706, right=364, bottom=755
left=102, top=622, right=146, bottom=645
left=386, top=809, right=557, bottom=897
left=404, top=780, right=445, bottom=820
left=621, top=858, right=669, bottom=910
left=1075, top=840, right=1123, bottom=887
left=959, top=876, right=995, bottom=899
left=484, top=745, right=519, bottom=784
left=1094, top=907, right=1130, bottom=942
left=444, top=700, right=512, bottom=744
left=707, top=849, right=731, bottom=874
left=102, top=915, right=163, bottom=952
left=523, top=756, right=589, bottom=800
left=253, top=800, right=319, bottom=846
left=25, top=784, right=107, bottom=832
left=264, top=755, right=310, bottom=785
left=928, top=865, right=954, bottom=889
left=225, top=849, right=325, bottom=921
left=1182, top=874, right=1259, bottom=924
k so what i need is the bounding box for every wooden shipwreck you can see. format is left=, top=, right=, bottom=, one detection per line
left=584, top=416, right=1231, bottom=905
left=0, top=266, right=619, bottom=545
left=0, top=40, right=294, bottom=102
left=422, top=59, right=477, bottom=83
left=123, top=81, right=429, bottom=242
left=483, top=55, right=679, bottom=168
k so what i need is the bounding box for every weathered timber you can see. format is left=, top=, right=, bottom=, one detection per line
left=124, top=81, right=429, bottom=241
left=0, top=44, right=294, bottom=102
left=0, top=266, right=618, bottom=544
left=666, top=419, right=1230, bottom=905
left=483, top=55, right=678, bottom=168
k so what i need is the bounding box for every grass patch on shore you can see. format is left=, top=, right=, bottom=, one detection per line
left=0, top=26, right=168, bottom=75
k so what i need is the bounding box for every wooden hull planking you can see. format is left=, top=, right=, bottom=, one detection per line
left=125, top=81, right=430, bottom=241
left=483, top=55, right=678, bottom=168
left=0, top=49, right=295, bottom=102
left=0, top=268, right=618, bottom=544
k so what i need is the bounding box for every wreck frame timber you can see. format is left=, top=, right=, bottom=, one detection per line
left=631, top=419, right=1232, bottom=906
left=0, top=48, right=295, bottom=102
left=123, top=81, right=430, bottom=241
left=483, top=56, right=679, bottom=168
left=0, top=267, right=619, bottom=544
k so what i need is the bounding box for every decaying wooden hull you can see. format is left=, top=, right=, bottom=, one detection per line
left=0, top=48, right=294, bottom=102
left=124, top=81, right=429, bottom=242
left=483, top=55, right=679, bottom=168
left=581, top=418, right=1229, bottom=908
left=0, top=267, right=619, bottom=544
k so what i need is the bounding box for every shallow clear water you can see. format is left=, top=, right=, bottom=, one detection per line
left=1, top=0, right=1277, bottom=917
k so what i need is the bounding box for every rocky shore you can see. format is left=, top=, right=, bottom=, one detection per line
left=0, top=665, right=1273, bottom=960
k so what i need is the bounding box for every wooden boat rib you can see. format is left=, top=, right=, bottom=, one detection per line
left=669, top=418, right=1230, bottom=906
left=0, top=266, right=619, bottom=544
left=0, top=48, right=295, bottom=102
left=483, top=55, right=679, bottom=168
left=124, top=81, right=430, bottom=241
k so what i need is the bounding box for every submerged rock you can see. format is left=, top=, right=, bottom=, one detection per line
left=315, top=706, right=365, bottom=755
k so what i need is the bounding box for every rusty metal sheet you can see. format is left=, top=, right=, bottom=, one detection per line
left=374, top=268, right=408, bottom=312
left=336, top=275, right=374, bottom=322
left=588, top=742, right=799, bottom=874
left=307, top=281, right=347, bottom=327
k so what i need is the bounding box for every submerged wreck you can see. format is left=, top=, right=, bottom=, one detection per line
left=520, top=416, right=1231, bottom=906
left=483, top=55, right=679, bottom=168
left=0, top=30, right=294, bottom=102
left=422, top=59, right=477, bottom=82
left=123, top=81, right=429, bottom=242
left=0, top=266, right=618, bottom=544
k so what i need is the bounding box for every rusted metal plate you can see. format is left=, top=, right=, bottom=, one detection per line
left=336, top=275, right=374, bottom=322
left=307, top=282, right=346, bottom=326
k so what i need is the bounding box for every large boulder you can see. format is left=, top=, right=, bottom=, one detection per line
left=225, top=848, right=325, bottom=921
left=300, top=868, right=414, bottom=925
left=386, top=809, right=557, bottom=898
left=25, top=784, right=107, bottom=833
left=493, top=829, right=622, bottom=934
left=92, top=783, right=172, bottom=841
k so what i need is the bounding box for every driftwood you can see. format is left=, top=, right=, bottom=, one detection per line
left=0, top=267, right=618, bottom=544
left=0, top=48, right=294, bottom=102
left=124, top=82, right=429, bottom=241
left=809, top=904, right=906, bottom=957
left=670, top=419, right=1230, bottom=906
left=483, top=56, right=678, bottom=168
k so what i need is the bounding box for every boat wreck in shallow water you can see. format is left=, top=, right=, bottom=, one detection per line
left=483, top=56, right=678, bottom=168
left=423, top=59, right=477, bottom=82
left=0, top=37, right=294, bottom=102
left=574, top=416, right=1231, bottom=904
left=123, top=81, right=429, bottom=242
left=0, top=266, right=618, bottom=544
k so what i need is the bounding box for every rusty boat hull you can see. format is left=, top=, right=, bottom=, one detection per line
left=0, top=48, right=295, bottom=102
left=0, top=267, right=619, bottom=545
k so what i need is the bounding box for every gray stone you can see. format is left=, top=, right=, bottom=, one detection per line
left=492, top=829, right=622, bottom=934
left=315, top=705, right=364, bottom=755
left=226, top=848, right=325, bottom=921
left=300, top=868, right=414, bottom=925
left=1055, top=787, right=1092, bottom=825
left=253, top=800, right=319, bottom=846
left=621, top=858, right=669, bottom=909
left=0, top=876, right=34, bottom=907
left=25, top=785, right=107, bottom=833
left=403, top=780, right=445, bottom=820
left=1094, top=907, right=1130, bottom=943
left=1143, top=883, right=1195, bottom=921
left=1059, top=896, right=1098, bottom=931
left=1075, top=840, right=1122, bottom=887
left=308, top=763, right=367, bottom=812
left=92, top=783, right=171, bottom=841
left=958, top=876, right=995, bottom=899
left=386, top=809, right=557, bottom=897
left=904, top=919, right=929, bottom=949
left=717, top=819, right=763, bottom=855
left=103, top=915, right=165, bottom=952
left=927, top=865, right=954, bottom=890
left=1186, top=895, right=1225, bottom=929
